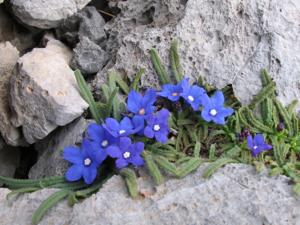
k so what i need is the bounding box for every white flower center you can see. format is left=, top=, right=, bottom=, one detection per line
left=210, top=109, right=218, bottom=116
left=123, top=151, right=131, bottom=159
left=101, top=140, right=108, bottom=147
left=153, top=124, right=161, bottom=131
left=84, top=158, right=92, bottom=166
left=139, top=108, right=145, bottom=115
left=188, top=95, right=194, bottom=102
left=172, top=92, right=178, bottom=96
left=119, top=129, right=126, bottom=135
left=253, top=145, right=258, bottom=150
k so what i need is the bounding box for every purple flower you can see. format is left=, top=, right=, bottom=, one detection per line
left=106, top=137, right=144, bottom=169
left=247, top=134, right=272, bottom=157
left=144, top=109, right=170, bottom=143
left=86, top=123, right=118, bottom=149
left=158, top=81, right=184, bottom=101
left=63, top=139, right=107, bottom=184
left=201, top=91, right=234, bottom=125
left=103, top=117, right=135, bottom=137
left=180, top=79, right=206, bottom=111
left=127, top=89, right=157, bottom=116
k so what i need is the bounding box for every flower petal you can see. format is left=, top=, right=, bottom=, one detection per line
left=247, top=135, right=254, bottom=149
left=83, top=165, right=97, bottom=184
left=86, top=123, right=104, bottom=142
left=211, top=90, right=225, bottom=106
left=129, top=155, right=144, bottom=167
left=142, top=89, right=157, bottom=106
left=218, top=107, right=234, bottom=118
left=201, top=109, right=212, bottom=122
left=105, top=118, right=120, bottom=132
left=116, top=158, right=129, bottom=169
left=212, top=115, right=226, bottom=125
left=158, top=84, right=173, bottom=97
left=155, top=131, right=168, bottom=143
left=65, top=165, right=83, bottom=182
left=119, top=137, right=132, bottom=151
left=201, top=93, right=212, bottom=109
left=144, top=126, right=154, bottom=138
left=127, top=90, right=142, bottom=113
left=120, top=117, right=133, bottom=132
left=106, top=146, right=122, bottom=158
left=133, top=142, right=144, bottom=154
left=63, top=146, right=82, bottom=164
left=254, top=134, right=265, bottom=146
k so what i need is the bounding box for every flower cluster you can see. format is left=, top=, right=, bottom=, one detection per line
left=158, top=78, right=234, bottom=125
left=63, top=78, right=235, bottom=184
left=247, top=134, right=272, bottom=157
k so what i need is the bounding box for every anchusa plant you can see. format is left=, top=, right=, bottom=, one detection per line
left=63, top=77, right=235, bottom=185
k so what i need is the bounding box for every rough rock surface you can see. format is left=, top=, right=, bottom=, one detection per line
left=1, top=164, right=299, bottom=225
left=29, top=117, right=91, bottom=179
left=0, top=42, right=26, bottom=146
left=10, top=0, right=92, bottom=29
left=71, top=36, right=108, bottom=74
left=56, top=6, right=107, bottom=47
left=9, top=39, right=88, bottom=144
left=0, top=5, right=37, bottom=54
left=0, top=145, right=20, bottom=184
left=97, top=0, right=300, bottom=111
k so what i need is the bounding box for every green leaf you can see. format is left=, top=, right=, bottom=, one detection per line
left=208, top=144, right=216, bottom=161
left=293, top=183, right=300, bottom=195
left=203, top=158, right=237, bottom=178
left=150, top=48, right=170, bottom=84
left=74, top=70, right=101, bottom=123
left=221, top=145, right=241, bottom=158
left=154, top=155, right=177, bottom=175
left=6, top=187, right=40, bottom=200
left=111, top=72, right=130, bottom=94
left=249, top=81, right=275, bottom=109
left=131, top=68, right=145, bottom=91
left=170, top=40, right=183, bottom=82
left=32, top=189, right=70, bottom=225
left=105, top=87, right=119, bottom=118
left=120, top=168, right=139, bottom=198
left=261, top=69, right=273, bottom=86
left=142, top=151, right=164, bottom=185
left=274, top=99, right=293, bottom=136
left=177, top=158, right=202, bottom=178
left=193, top=141, right=201, bottom=158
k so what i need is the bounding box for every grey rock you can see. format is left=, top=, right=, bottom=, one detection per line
left=71, top=37, right=108, bottom=74
left=1, top=164, right=300, bottom=225
left=0, top=188, right=71, bottom=225
left=56, top=6, right=107, bottom=47
left=9, top=39, right=88, bottom=144
left=29, top=117, right=91, bottom=179
left=0, top=145, right=20, bottom=185
left=0, top=42, right=26, bottom=146
left=10, top=0, right=92, bottom=29
left=97, top=0, right=300, bottom=111
left=0, top=5, right=38, bottom=54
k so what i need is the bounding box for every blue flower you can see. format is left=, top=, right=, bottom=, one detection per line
left=106, top=137, right=144, bottom=169
left=132, top=115, right=145, bottom=136
left=158, top=81, right=185, bottom=101
left=63, top=139, right=107, bottom=184
left=144, top=109, right=170, bottom=143
left=127, top=89, right=157, bottom=116
left=180, top=79, right=206, bottom=111
left=247, top=134, right=272, bottom=157
left=201, top=91, right=234, bottom=125
left=86, top=123, right=118, bottom=149
left=103, top=117, right=135, bottom=137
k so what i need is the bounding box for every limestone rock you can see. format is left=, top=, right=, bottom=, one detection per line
left=9, top=39, right=88, bottom=144
left=71, top=37, right=108, bottom=74
left=10, top=0, right=92, bottom=29
left=97, top=0, right=300, bottom=111
left=0, top=42, right=26, bottom=146
left=29, top=117, right=91, bottom=179
left=56, top=6, right=107, bottom=47
left=0, top=164, right=299, bottom=225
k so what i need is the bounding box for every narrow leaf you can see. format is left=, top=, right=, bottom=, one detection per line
left=142, top=151, right=164, bottom=185
left=74, top=70, right=101, bottom=123
left=131, top=68, right=145, bottom=91
left=170, top=40, right=183, bottom=82
left=203, top=158, right=237, bottom=178
left=150, top=49, right=170, bottom=84
left=120, top=168, right=139, bottom=198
